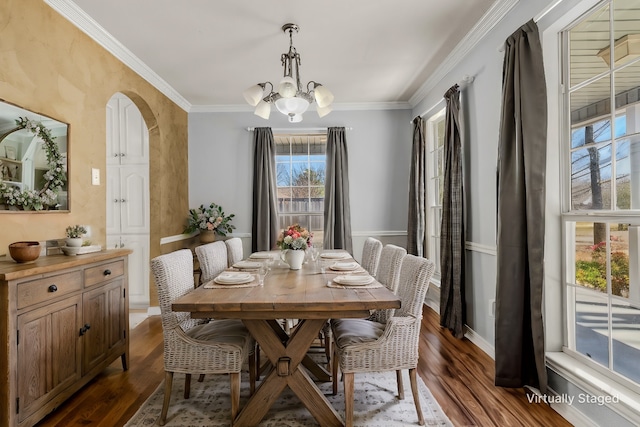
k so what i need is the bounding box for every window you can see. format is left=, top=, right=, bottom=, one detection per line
left=563, top=0, right=640, bottom=388
left=275, top=134, right=326, bottom=247
left=426, top=109, right=446, bottom=279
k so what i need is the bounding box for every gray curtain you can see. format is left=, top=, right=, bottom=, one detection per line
left=439, top=85, right=465, bottom=339
left=407, top=117, right=426, bottom=257
left=324, top=127, right=353, bottom=253
left=251, top=127, right=279, bottom=252
left=495, top=20, right=547, bottom=393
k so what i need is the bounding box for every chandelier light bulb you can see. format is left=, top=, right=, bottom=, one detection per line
left=254, top=100, right=271, bottom=119
left=278, top=76, right=297, bottom=98
left=275, top=96, right=309, bottom=116
left=313, top=84, right=334, bottom=108
left=243, top=84, right=265, bottom=107
left=316, top=104, right=332, bottom=118
left=288, top=114, right=303, bottom=123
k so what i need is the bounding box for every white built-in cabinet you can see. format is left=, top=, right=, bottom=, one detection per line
left=106, top=93, right=150, bottom=308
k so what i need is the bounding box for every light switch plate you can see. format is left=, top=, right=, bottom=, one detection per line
left=91, top=168, right=100, bottom=185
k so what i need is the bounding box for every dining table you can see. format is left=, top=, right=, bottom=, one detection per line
left=171, top=250, right=401, bottom=427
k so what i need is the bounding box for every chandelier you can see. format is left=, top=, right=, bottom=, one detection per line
left=243, top=23, right=334, bottom=123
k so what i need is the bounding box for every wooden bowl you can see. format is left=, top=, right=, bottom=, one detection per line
left=9, top=241, right=41, bottom=263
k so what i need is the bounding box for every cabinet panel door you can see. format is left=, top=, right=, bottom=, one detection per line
left=82, top=280, right=126, bottom=375
left=120, top=100, right=149, bottom=165
left=17, top=296, right=82, bottom=422
left=121, top=235, right=150, bottom=307
left=106, top=167, right=121, bottom=235
left=120, top=166, right=149, bottom=234
left=106, top=97, right=120, bottom=166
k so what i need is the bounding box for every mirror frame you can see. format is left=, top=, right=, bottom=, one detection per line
left=0, top=100, right=69, bottom=212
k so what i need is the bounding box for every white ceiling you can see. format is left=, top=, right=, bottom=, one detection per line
left=48, top=0, right=501, bottom=111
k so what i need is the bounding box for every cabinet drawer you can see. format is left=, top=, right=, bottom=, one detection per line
left=85, top=260, right=124, bottom=287
left=17, top=271, right=83, bottom=309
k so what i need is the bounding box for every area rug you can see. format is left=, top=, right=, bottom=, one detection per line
left=125, top=368, right=452, bottom=427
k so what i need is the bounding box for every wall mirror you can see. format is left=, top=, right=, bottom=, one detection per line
left=0, top=100, right=69, bottom=211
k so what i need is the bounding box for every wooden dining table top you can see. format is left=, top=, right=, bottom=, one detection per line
left=172, top=253, right=401, bottom=319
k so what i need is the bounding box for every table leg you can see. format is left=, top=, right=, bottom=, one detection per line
left=235, top=319, right=343, bottom=427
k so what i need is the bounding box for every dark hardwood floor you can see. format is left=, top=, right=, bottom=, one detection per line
left=37, top=306, right=572, bottom=426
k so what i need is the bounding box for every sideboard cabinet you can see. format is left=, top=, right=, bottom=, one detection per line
left=0, top=250, right=131, bottom=427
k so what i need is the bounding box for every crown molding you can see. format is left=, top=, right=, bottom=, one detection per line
left=408, top=0, right=520, bottom=107
left=190, top=101, right=412, bottom=114
left=44, top=0, right=192, bottom=112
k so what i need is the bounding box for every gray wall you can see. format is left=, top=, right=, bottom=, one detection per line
left=187, top=108, right=413, bottom=255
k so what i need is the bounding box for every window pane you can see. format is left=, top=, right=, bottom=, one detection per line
left=575, top=286, right=610, bottom=367
left=571, top=145, right=612, bottom=210
left=613, top=0, right=640, bottom=70
left=568, top=3, right=610, bottom=88
left=571, top=118, right=612, bottom=149
left=610, top=223, right=630, bottom=298
left=275, top=134, right=326, bottom=237
left=574, top=222, right=608, bottom=293
left=611, top=300, right=640, bottom=383
left=570, top=76, right=611, bottom=127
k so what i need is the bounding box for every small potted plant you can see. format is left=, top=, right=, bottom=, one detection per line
left=65, top=224, right=87, bottom=247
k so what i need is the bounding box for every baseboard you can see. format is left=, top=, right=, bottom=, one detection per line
left=547, top=386, right=600, bottom=427
left=464, top=325, right=495, bottom=359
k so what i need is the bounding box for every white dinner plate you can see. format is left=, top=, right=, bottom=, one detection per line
left=233, top=261, right=263, bottom=270
left=330, top=262, right=359, bottom=271
left=332, top=275, right=374, bottom=286
left=214, top=272, right=254, bottom=285
left=249, top=251, right=274, bottom=259
left=320, top=252, right=350, bottom=260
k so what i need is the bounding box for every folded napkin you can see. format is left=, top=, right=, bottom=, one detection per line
left=320, top=252, right=350, bottom=260
left=330, top=261, right=359, bottom=271
left=214, top=272, right=254, bottom=285
left=232, top=260, right=263, bottom=270
left=249, top=251, right=274, bottom=259
left=332, top=274, right=374, bottom=286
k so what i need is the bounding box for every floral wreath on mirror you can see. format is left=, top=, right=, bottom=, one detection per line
left=0, top=117, right=66, bottom=210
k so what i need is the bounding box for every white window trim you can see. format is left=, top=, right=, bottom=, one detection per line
left=426, top=108, right=446, bottom=283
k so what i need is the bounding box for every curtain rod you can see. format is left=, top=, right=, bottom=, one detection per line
left=413, top=75, right=475, bottom=121
left=497, top=0, right=565, bottom=52
left=246, top=127, right=353, bottom=132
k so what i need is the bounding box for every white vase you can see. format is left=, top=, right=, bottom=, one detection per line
left=66, top=237, right=82, bottom=247
left=281, top=249, right=305, bottom=270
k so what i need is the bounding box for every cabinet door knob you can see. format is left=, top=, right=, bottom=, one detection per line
left=84, top=323, right=91, bottom=330
left=48, top=284, right=58, bottom=292
left=120, top=199, right=126, bottom=203
left=104, top=269, right=111, bottom=276
left=120, top=153, right=125, bottom=157
left=114, top=199, right=119, bottom=203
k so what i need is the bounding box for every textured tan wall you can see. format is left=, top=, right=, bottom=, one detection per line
left=0, top=0, right=190, bottom=305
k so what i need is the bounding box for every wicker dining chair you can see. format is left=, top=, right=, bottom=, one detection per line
left=195, top=241, right=228, bottom=284
left=322, top=244, right=406, bottom=368
left=330, top=255, right=435, bottom=427
left=151, top=249, right=256, bottom=425
left=360, top=237, right=383, bottom=277
left=224, top=237, right=244, bottom=267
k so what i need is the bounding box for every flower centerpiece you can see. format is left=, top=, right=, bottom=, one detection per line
left=184, top=202, right=235, bottom=243
left=65, top=224, right=87, bottom=247
left=276, top=224, right=313, bottom=270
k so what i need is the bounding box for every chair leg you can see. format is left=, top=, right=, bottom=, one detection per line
left=230, top=372, right=241, bottom=421
left=332, top=346, right=339, bottom=395
left=198, top=374, right=205, bottom=382
left=324, top=328, right=332, bottom=369
left=396, top=370, right=404, bottom=400
left=159, top=371, right=173, bottom=426
left=344, top=372, right=355, bottom=427
left=409, top=368, right=425, bottom=426
left=256, top=345, right=261, bottom=380
left=184, top=373, right=191, bottom=399
left=249, top=347, right=257, bottom=395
